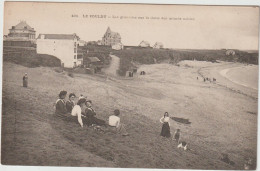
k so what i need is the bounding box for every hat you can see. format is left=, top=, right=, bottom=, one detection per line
left=59, top=90, right=67, bottom=98
left=114, top=109, right=120, bottom=116
left=69, top=93, right=76, bottom=98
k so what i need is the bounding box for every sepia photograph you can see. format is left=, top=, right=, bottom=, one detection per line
left=1, top=1, right=259, bottom=170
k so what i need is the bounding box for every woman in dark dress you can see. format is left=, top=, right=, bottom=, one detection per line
left=66, top=93, right=76, bottom=113
left=55, top=91, right=68, bottom=118
left=83, top=100, right=106, bottom=126
left=160, top=112, right=171, bottom=138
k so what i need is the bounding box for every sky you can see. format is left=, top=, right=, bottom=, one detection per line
left=3, top=2, right=260, bottom=50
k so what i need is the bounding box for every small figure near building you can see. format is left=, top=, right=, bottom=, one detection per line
left=23, top=73, right=28, bottom=87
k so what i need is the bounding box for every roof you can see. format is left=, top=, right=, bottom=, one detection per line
left=104, top=27, right=121, bottom=39
left=139, top=41, right=150, bottom=46
left=153, top=42, right=163, bottom=48
left=11, top=21, right=35, bottom=31
left=154, top=42, right=163, bottom=46
left=37, top=33, right=79, bottom=40
left=87, top=57, right=101, bottom=62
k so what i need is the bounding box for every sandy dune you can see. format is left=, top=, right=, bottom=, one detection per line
left=1, top=60, right=258, bottom=169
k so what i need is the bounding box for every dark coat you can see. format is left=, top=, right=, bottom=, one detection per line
left=66, top=100, right=75, bottom=113
left=55, top=99, right=67, bottom=117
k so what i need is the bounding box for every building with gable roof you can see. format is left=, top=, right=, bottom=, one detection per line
left=101, top=27, right=121, bottom=46
left=153, top=42, right=164, bottom=49
left=36, top=33, right=83, bottom=68
left=139, top=41, right=150, bottom=48
left=7, top=21, right=36, bottom=41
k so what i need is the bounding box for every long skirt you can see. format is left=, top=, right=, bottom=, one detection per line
left=160, top=122, right=171, bottom=138
left=85, top=116, right=106, bottom=126
left=23, top=79, right=28, bottom=87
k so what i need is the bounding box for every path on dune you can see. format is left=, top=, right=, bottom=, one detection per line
left=102, top=55, right=120, bottom=76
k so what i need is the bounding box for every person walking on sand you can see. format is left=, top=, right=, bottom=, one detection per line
left=23, top=73, right=28, bottom=87
left=160, top=112, right=171, bottom=138
left=109, top=109, right=129, bottom=136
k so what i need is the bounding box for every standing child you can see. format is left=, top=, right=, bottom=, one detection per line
left=23, top=73, right=28, bottom=87
left=160, top=112, right=171, bottom=138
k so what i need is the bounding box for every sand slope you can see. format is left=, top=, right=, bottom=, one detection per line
left=1, top=61, right=258, bottom=169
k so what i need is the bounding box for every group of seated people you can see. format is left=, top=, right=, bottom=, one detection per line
left=55, top=91, right=129, bottom=136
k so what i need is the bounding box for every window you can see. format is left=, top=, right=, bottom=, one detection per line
left=74, top=55, right=76, bottom=59
left=74, top=48, right=76, bottom=53
left=74, top=42, right=77, bottom=47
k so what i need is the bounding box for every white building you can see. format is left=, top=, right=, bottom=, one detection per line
left=139, top=41, right=150, bottom=47
left=112, top=42, right=124, bottom=50
left=153, top=42, right=163, bottom=49
left=36, top=33, right=83, bottom=68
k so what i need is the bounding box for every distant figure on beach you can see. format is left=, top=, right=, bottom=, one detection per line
left=204, top=78, right=206, bottom=82
left=55, top=91, right=68, bottom=118
left=160, top=112, right=171, bottom=138
left=213, top=78, right=216, bottom=82
left=84, top=100, right=106, bottom=126
left=71, top=98, right=87, bottom=127
left=108, top=109, right=129, bottom=136
left=197, top=77, right=198, bottom=80
left=66, top=93, right=76, bottom=113
left=23, top=73, right=28, bottom=87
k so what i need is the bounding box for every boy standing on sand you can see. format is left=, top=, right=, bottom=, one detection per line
left=23, top=73, right=28, bottom=87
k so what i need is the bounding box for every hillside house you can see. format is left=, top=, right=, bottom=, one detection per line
left=36, top=33, right=82, bottom=68
left=226, top=50, right=236, bottom=56
left=7, top=21, right=36, bottom=41
left=97, top=40, right=102, bottom=45
left=112, top=42, right=124, bottom=50
left=139, top=41, right=150, bottom=48
left=84, top=57, right=103, bottom=73
left=78, top=40, right=86, bottom=46
left=102, top=27, right=121, bottom=46
left=153, top=42, right=163, bottom=49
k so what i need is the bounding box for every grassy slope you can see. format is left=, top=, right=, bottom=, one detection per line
left=2, top=61, right=257, bottom=169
